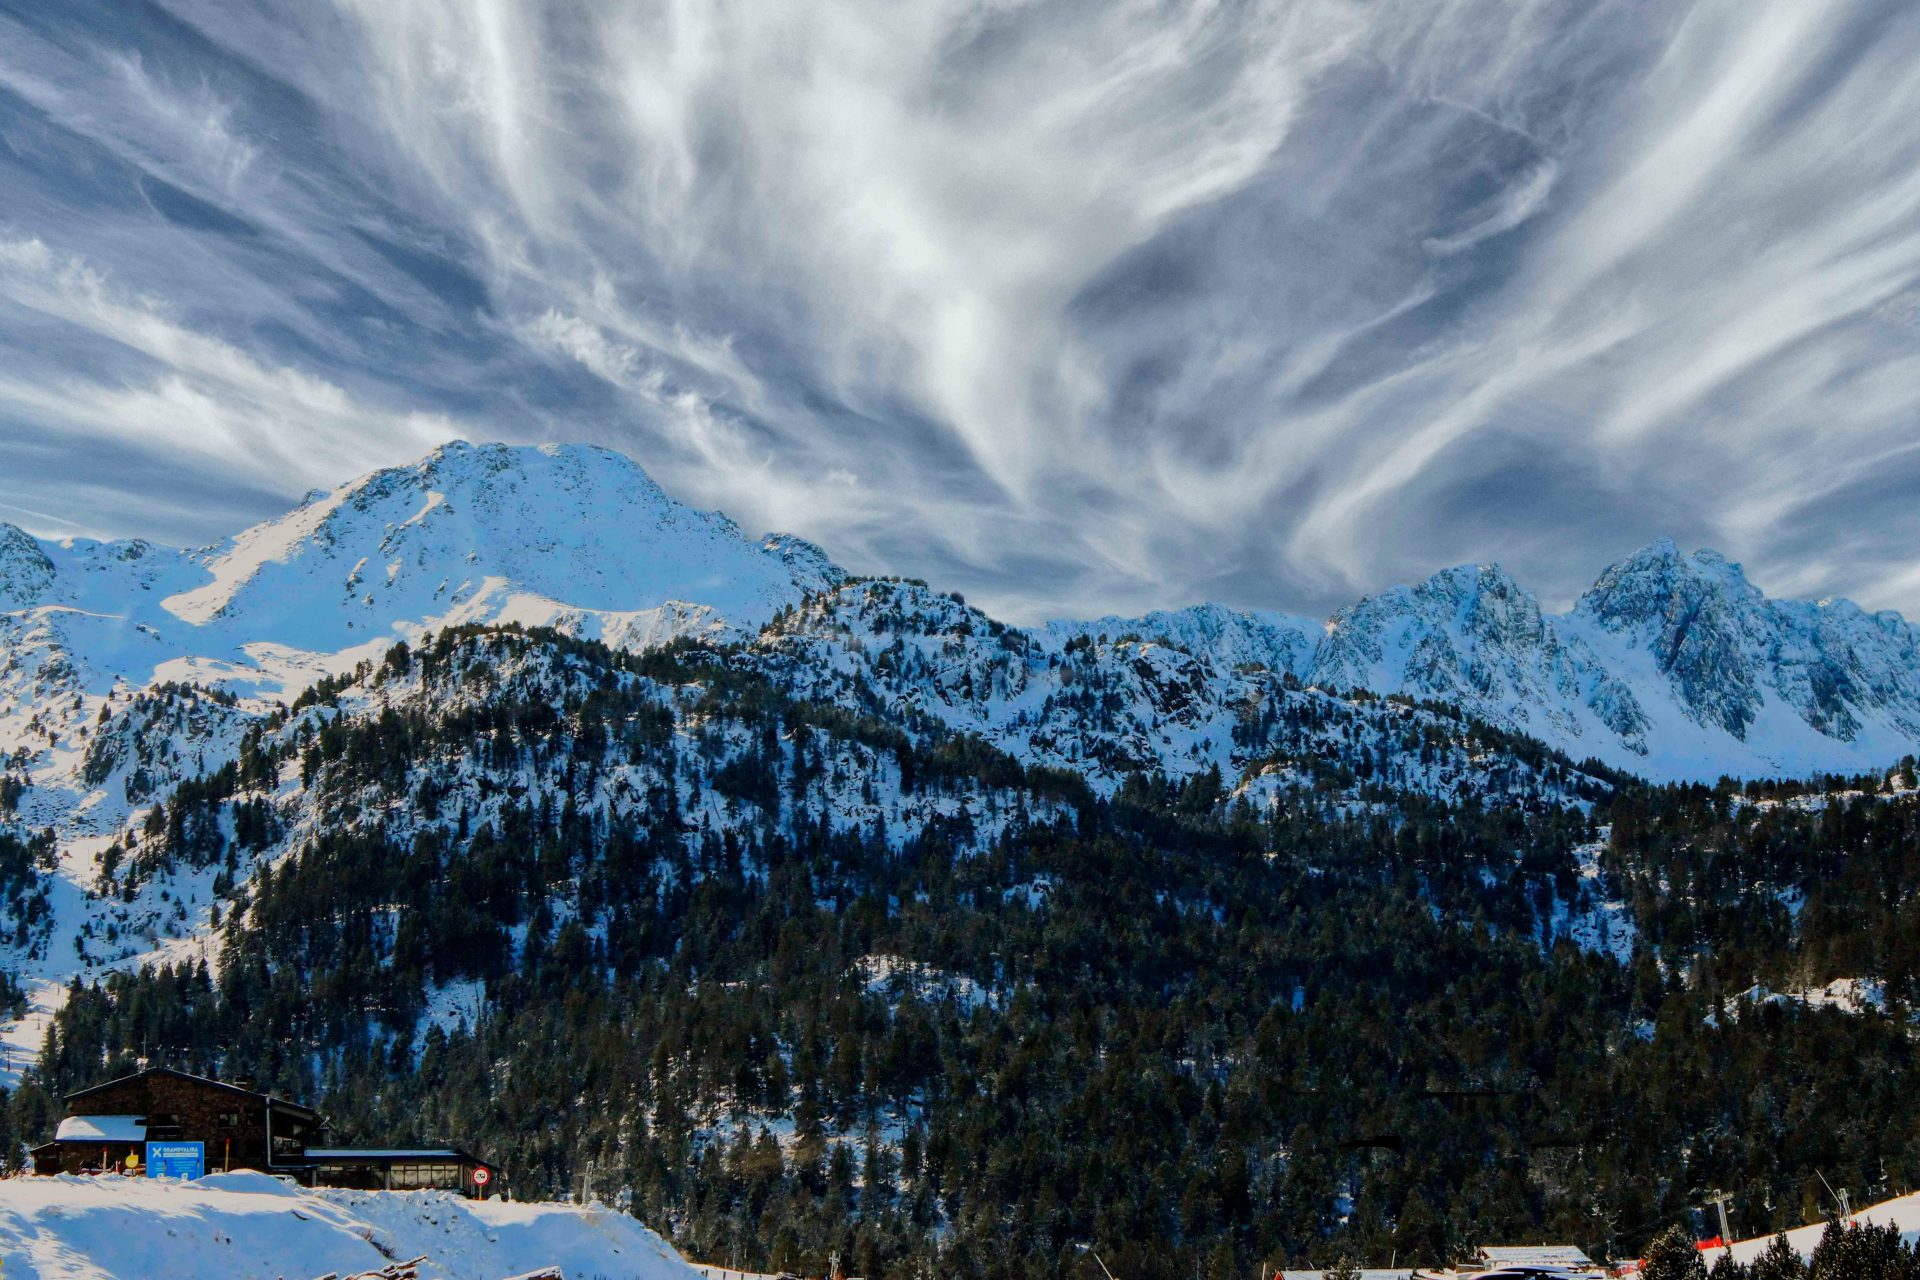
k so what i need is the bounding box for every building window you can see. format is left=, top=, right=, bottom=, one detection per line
left=390, top=1162, right=461, bottom=1190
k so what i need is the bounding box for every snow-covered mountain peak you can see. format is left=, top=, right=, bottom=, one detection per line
left=1576, top=539, right=1764, bottom=634
left=1313, top=560, right=1557, bottom=695
left=0, top=442, right=856, bottom=844
left=1411, top=562, right=1544, bottom=636
left=157, top=440, right=837, bottom=647
left=759, top=532, right=849, bottom=594
left=1573, top=541, right=1813, bottom=741
left=1043, top=602, right=1320, bottom=676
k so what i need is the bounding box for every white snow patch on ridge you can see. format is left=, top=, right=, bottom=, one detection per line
left=1549, top=838, right=1635, bottom=963
left=1733, top=977, right=1887, bottom=1017
left=855, top=953, right=999, bottom=1014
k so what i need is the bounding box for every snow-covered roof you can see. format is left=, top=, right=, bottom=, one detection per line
left=1477, top=1248, right=1593, bottom=1264
left=55, top=1114, right=147, bottom=1142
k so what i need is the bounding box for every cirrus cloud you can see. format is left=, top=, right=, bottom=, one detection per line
left=1, top=0, right=1918, bottom=620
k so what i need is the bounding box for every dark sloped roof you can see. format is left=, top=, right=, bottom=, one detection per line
left=65, top=1067, right=324, bottom=1125
left=306, top=1146, right=502, bottom=1169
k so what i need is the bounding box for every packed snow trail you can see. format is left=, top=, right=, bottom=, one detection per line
left=1714, top=1188, right=1920, bottom=1266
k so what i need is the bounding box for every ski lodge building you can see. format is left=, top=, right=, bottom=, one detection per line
left=29, top=1067, right=503, bottom=1196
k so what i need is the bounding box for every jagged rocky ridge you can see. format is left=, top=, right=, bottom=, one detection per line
left=0, top=443, right=1912, bottom=831
left=1057, top=544, right=1920, bottom=781
left=1, top=442, right=1651, bottom=1067
left=0, top=440, right=1901, bottom=1029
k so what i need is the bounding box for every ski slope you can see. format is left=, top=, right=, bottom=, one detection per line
left=1715, top=1189, right=1920, bottom=1266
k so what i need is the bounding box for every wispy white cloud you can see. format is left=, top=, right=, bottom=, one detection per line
left=0, top=238, right=458, bottom=497
left=3, top=0, right=1920, bottom=622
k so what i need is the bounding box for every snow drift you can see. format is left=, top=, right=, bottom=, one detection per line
left=0, top=1170, right=701, bottom=1280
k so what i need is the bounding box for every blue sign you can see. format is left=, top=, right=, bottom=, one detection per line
left=145, top=1141, right=205, bottom=1179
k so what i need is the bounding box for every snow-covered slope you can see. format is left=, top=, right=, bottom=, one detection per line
left=1044, top=602, right=1320, bottom=677
left=158, top=441, right=837, bottom=648
left=1721, top=1186, right=1920, bottom=1266
left=0, top=1170, right=700, bottom=1280
left=5, top=440, right=1920, bottom=856
left=1073, top=542, right=1920, bottom=781
left=0, top=442, right=841, bottom=837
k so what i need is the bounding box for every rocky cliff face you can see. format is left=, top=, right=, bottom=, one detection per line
left=1066, top=543, right=1920, bottom=780
left=0, top=523, right=57, bottom=608
left=1575, top=540, right=1771, bottom=738
left=1564, top=540, right=1920, bottom=771
left=1045, top=603, right=1320, bottom=678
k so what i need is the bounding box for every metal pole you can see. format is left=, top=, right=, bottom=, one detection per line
left=1074, top=1243, right=1119, bottom=1280
left=1816, top=1169, right=1843, bottom=1218
left=1706, top=1190, right=1733, bottom=1255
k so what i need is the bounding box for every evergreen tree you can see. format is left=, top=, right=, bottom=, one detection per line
left=1645, top=1227, right=1709, bottom=1280
left=1749, top=1235, right=1808, bottom=1280
left=23, top=624, right=1920, bottom=1280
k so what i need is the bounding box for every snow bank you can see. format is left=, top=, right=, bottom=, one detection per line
left=0, top=1172, right=702, bottom=1280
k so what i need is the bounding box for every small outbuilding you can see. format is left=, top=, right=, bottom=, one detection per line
left=304, top=1146, right=504, bottom=1194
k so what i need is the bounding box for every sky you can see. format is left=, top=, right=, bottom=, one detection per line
left=1, top=0, right=1919, bottom=624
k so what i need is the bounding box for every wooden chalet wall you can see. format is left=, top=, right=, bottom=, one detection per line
left=60, top=1073, right=321, bottom=1173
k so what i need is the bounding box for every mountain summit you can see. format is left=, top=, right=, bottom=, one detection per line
left=0, top=440, right=840, bottom=696
left=1077, top=540, right=1920, bottom=780
left=160, top=441, right=843, bottom=644
left=0, top=442, right=846, bottom=833
left=3, top=441, right=1918, bottom=842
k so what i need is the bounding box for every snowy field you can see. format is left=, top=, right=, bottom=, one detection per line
left=0, top=1171, right=702, bottom=1280
left=1718, top=1190, right=1920, bottom=1266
